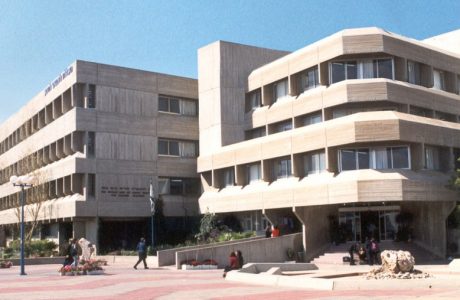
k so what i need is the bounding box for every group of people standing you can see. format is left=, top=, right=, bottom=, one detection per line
left=348, top=237, right=380, bottom=266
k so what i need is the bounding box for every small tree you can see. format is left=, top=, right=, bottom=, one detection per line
left=195, top=210, right=218, bottom=243
left=13, top=151, right=50, bottom=242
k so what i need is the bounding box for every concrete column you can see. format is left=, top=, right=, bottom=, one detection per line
left=403, top=201, right=456, bottom=258
left=73, top=220, right=86, bottom=240
left=0, top=226, right=6, bottom=247
left=291, top=205, right=337, bottom=261
left=85, top=218, right=98, bottom=254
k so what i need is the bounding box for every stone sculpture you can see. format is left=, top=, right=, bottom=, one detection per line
left=366, top=250, right=430, bottom=279
left=380, top=250, right=414, bottom=273
left=78, top=238, right=96, bottom=261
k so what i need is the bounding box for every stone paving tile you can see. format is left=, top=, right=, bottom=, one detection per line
left=1, top=263, right=460, bottom=299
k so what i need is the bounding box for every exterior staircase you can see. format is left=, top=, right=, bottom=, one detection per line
left=310, top=241, right=447, bottom=265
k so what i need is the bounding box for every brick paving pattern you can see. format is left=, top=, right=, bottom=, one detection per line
left=1, top=263, right=460, bottom=299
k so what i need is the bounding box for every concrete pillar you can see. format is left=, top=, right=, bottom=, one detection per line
left=85, top=218, right=98, bottom=254
left=73, top=220, right=86, bottom=241
left=291, top=205, right=337, bottom=261
left=0, top=226, right=6, bottom=247
left=403, top=201, right=456, bottom=258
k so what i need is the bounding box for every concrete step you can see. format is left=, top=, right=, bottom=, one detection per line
left=311, top=241, right=443, bottom=265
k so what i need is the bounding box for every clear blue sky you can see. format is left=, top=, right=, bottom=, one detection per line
left=1, top=0, right=459, bottom=124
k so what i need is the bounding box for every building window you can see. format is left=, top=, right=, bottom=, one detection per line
left=158, top=139, right=197, bottom=157
left=433, top=69, right=446, bottom=91
left=339, top=146, right=410, bottom=171
left=247, top=163, right=261, bottom=183
left=302, top=112, right=322, bottom=126
left=87, top=174, right=96, bottom=197
left=330, top=61, right=357, bottom=83
left=222, top=168, right=235, bottom=187
left=360, top=59, right=393, bottom=79
left=87, top=132, right=95, bottom=157
left=87, top=85, right=96, bottom=108
left=273, top=120, right=292, bottom=133
left=409, top=106, right=432, bottom=118
left=300, top=66, right=319, bottom=92
left=407, top=61, right=421, bottom=85
left=304, top=151, right=326, bottom=175
left=245, top=127, right=266, bottom=140
left=275, top=158, right=291, bottom=179
left=158, top=95, right=197, bottom=116
left=158, top=177, right=200, bottom=195
left=330, top=59, right=394, bottom=84
left=246, top=90, right=261, bottom=112
left=457, top=75, right=460, bottom=95
left=273, top=79, right=288, bottom=103
left=425, top=146, right=440, bottom=170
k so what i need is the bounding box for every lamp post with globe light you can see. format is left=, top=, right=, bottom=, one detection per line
left=10, top=175, right=36, bottom=276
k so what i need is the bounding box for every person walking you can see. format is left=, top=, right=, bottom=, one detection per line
left=69, top=238, right=79, bottom=268
left=133, top=237, right=149, bottom=270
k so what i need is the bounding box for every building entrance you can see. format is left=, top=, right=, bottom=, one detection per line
left=338, top=206, right=399, bottom=242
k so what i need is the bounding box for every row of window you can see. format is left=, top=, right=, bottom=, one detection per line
left=245, top=101, right=460, bottom=141
left=0, top=173, right=95, bottom=211
left=246, top=57, right=460, bottom=112
left=0, top=84, right=95, bottom=156
left=216, top=144, right=454, bottom=188
left=0, top=131, right=91, bottom=186
left=0, top=91, right=197, bottom=158
left=219, top=150, right=326, bottom=188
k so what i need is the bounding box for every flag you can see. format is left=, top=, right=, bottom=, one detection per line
left=149, top=180, right=156, bottom=215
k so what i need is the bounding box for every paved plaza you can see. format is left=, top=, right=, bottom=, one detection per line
left=1, top=261, right=460, bottom=299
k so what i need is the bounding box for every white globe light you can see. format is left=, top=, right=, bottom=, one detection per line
left=9, top=175, right=18, bottom=184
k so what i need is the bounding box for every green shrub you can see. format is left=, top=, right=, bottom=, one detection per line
left=7, top=240, right=57, bottom=257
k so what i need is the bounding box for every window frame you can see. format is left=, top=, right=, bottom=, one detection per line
left=338, top=146, right=411, bottom=172
left=329, top=58, right=395, bottom=84
left=158, top=95, right=198, bottom=116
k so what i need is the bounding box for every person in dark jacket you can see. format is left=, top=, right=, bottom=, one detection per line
left=133, top=237, right=149, bottom=270
left=68, top=238, right=79, bottom=267
left=236, top=250, right=244, bottom=269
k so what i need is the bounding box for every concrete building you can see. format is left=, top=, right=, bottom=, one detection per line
left=0, top=60, right=199, bottom=251
left=197, top=28, right=460, bottom=259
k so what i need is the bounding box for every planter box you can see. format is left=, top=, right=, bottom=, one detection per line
left=181, top=264, right=218, bottom=270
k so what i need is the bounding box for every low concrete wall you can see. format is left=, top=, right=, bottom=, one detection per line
left=97, top=255, right=158, bottom=267
left=3, top=257, right=64, bottom=265
left=175, top=233, right=303, bottom=269
left=157, top=236, right=264, bottom=267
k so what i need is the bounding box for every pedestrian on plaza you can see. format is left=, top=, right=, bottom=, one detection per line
left=265, top=225, right=272, bottom=238
left=271, top=225, right=280, bottom=237
left=365, top=236, right=373, bottom=265
left=68, top=238, right=79, bottom=267
left=370, top=238, right=380, bottom=265
left=348, top=242, right=359, bottom=265
left=236, top=250, right=244, bottom=269
left=63, top=239, right=75, bottom=266
left=223, top=251, right=239, bottom=278
left=133, top=237, right=149, bottom=270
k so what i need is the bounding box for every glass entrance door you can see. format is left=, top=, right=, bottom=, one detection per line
left=339, top=207, right=399, bottom=242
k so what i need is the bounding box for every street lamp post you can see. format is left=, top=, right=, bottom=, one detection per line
left=149, top=180, right=156, bottom=252
left=10, top=175, right=35, bottom=276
